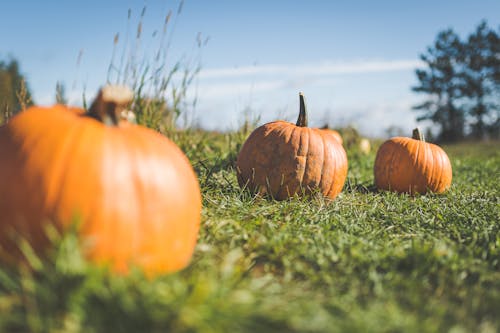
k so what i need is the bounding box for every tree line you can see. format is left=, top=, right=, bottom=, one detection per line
left=0, top=58, right=66, bottom=124
left=413, top=21, right=499, bottom=142
left=0, top=59, right=34, bottom=122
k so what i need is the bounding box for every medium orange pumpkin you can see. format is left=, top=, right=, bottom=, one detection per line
left=236, top=93, right=348, bottom=200
left=374, top=128, right=452, bottom=194
left=0, top=85, right=201, bottom=276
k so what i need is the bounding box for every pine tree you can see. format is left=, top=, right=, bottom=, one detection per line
left=462, top=21, right=500, bottom=139
left=413, top=22, right=500, bottom=141
left=412, top=30, right=465, bottom=142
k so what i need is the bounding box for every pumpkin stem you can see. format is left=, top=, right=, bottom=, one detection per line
left=412, top=127, right=425, bottom=141
left=87, top=85, right=134, bottom=126
left=296, top=92, right=308, bottom=127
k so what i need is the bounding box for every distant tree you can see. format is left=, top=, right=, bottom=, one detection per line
left=412, top=29, right=465, bottom=142
left=0, top=58, right=34, bottom=122
left=461, top=21, right=500, bottom=139
left=413, top=22, right=500, bottom=141
left=55, top=81, right=68, bottom=104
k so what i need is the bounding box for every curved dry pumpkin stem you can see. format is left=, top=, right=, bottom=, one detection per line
left=87, top=85, right=134, bottom=126
left=412, top=127, right=425, bottom=142
left=296, top=92, right=308, bottom=127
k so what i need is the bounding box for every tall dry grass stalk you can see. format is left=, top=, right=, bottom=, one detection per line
left=106, top=1, right=207, bottom=132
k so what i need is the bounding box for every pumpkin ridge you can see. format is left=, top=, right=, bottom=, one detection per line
left=282, top=125, right=300, bottom=198
left=426, top=146, right=440, bottom=191
left=55, top=122, right=108, bottom=229
left=100, top=132, right=122, bottom=268
left=326, top=139, right=342, bottom=197
left=386, top=141, right=401, bottom=191
left=120, top=127, right=166, bottom=271
left=411, top=138, right=421, bottom=193
left=289, top=125, right=303, bottom=196
left=51, top=121, right=131, bottom=271
left=377, top=141, right=391, bottom=190
left=336, top=142, right=348, bottom=197
left=299, top=128, right=311, bottom=193
left=17, top=110, right=93, bottom=222
left=317, top=131, right=329, bottom=193
left=127, top=130, right=152, bottom=263
left=429, top=146, right=443, bottom=191
left=133, top=128, right=201, bottom=270
left=401, top=140, right=414, bottom=191
left=268, top=123, right=290, bottom=198
left=274, top=124, right=293, bottom=199
left=405, top=139, right=418, bottom=193
left=418, top=141, right=430, bottom=192
left=104, top=130, right=141, bottom=270
left=9, top=110, right=58, bottom=159
left=47, top=116, right=94, bottom=217
left=420, top=142, right=432, bottom=193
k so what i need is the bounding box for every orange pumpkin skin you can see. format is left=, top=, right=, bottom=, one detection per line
left=374, top=129, right=452, bottom=194
left=0, top=89, right=201, bottom=276
left=236, top=93, right=348, bottom=200
left=321, top=129, right=343, bottom=145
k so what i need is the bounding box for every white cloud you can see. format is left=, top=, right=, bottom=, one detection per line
left=195, top=79, right=285, bottom=99
left=191, top=59, right=424, bottom=137
left=199, top=59, right=423, bottom=79
left=28, top=58, right=424, bottom=138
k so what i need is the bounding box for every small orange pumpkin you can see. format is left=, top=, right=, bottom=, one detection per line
left=236, top=93, right=348, bottom=200
left=359, top=138, right=371, bottom=154
left=0, top=85, right=201, bottom=276
left=374, top=128, right=452, bottom=194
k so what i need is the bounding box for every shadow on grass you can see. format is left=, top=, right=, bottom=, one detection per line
left=344, top=179, right=378, bottom=194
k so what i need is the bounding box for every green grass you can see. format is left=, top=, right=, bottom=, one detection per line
left=0, top=132, right=498, bottom=333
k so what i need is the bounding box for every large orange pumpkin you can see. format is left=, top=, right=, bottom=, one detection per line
left=0, top=85, right=201, bottom=276
left=374, top=128, right=452, bottom=194
left=236, top=93, right=348, bottom=200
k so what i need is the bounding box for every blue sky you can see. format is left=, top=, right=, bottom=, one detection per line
left=1, top=0, right=499, bottom=136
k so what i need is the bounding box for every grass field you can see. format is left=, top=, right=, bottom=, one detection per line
left=0, top=131, right=498, bottom=333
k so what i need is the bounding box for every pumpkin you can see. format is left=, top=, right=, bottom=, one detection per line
left=0, top=85, right=201, bottom=276
left=321, top=128, right=343, bottom=145
left=236, top=93, right=348, bottom=200
left=374, top=128, right=452, bottom=194
left=359, top=138, right=371, bottom=154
